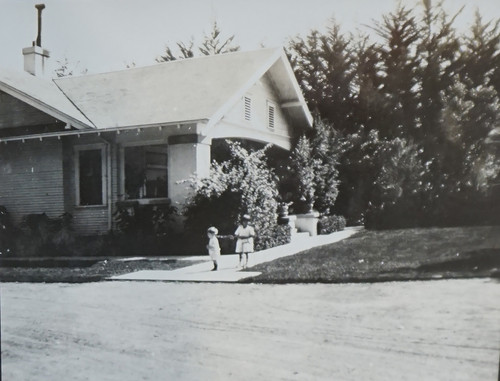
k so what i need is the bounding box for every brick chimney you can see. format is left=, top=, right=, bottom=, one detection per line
left=23, top=4, right=50, bottom=76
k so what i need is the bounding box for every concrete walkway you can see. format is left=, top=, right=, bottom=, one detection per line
left=110, top=227, right=362, bottom=282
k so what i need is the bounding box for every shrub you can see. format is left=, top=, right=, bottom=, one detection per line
left=113, top=200, right=177, bottom=237
left=254, top=224, right=292, bottom=251
left=112, top=200, right=178, bottom=255
left=0, top=206, right=15, bottom=256
left=16, top=212, right=75, bottom=257
left=283, top=121, right=340, bottom=215
left=317, top=215, right=346, bottom=235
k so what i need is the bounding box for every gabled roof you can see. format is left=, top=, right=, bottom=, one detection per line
left=54, top=47, right=313, bottom=130
left=0, top=68, right=94, bottom=129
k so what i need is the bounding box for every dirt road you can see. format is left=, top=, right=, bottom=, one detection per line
left=2, top=279, right=499, bottom=380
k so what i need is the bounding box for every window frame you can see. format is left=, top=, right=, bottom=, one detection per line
left=74, top=143, right=107, bottom=207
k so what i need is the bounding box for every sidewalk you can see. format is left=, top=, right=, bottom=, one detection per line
left=110, top=227, right=362, bottom=283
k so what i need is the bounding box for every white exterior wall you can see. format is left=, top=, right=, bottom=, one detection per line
left=217, top=74, right=292, bottom=149
left=168, top=142, right=211, bottom=208
left=225, top=75, right=288, bottom=132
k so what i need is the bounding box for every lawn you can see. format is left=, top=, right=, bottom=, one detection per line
left=242, top=225, right=500, bottom=283
left=0, top=258, right=202, bottom=283
left=1, top=225, right=499, bottom=283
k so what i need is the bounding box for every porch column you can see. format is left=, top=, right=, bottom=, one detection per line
left=167, top=135, right=211, bottom=207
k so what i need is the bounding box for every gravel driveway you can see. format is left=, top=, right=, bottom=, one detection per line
left=2, top=279, right=499, bottom=380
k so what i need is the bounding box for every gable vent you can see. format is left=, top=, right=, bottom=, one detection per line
left=268, top=103, right=275, bottom=130
left=244, top=96, right=251, bottom=121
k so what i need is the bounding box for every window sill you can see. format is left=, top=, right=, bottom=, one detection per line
left=75, top=204, right=107, bottom=209
left=118, top=198, right=170, bottom=207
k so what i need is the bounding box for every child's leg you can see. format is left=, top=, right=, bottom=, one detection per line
left=239, top=253, right=243, bottom=267
left=243, top=253, right=248, bottom=268
left=212, top=260, right=217, bottom=271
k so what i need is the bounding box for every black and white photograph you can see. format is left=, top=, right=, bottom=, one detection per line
left=1, top=0, right=499, bottom=379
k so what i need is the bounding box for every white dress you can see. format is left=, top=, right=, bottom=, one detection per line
left=207, top=236, right=221, bottom=260
left=234, top=225, right=255, bottom=253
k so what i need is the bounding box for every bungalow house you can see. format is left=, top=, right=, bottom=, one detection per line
left=0, top=47, right=313, bottom=235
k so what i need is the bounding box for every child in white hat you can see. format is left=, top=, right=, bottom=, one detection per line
left=207, top=226, right=221, bottom=271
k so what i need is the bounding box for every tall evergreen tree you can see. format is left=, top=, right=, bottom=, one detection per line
left=288, top=23, right=356, bottom=133
left=352, top=37, right=386, bottom=133
left=416, top=0, right=462, bottom=147
left=372, top=6, right=420, bottom=139
left=461, top=12, right=500, bottom=92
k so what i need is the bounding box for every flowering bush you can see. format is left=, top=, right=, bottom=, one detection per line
left=184, top=141, right=282, bottom=251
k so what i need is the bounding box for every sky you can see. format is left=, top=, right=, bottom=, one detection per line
left=0, top=0, right=499, bottom=77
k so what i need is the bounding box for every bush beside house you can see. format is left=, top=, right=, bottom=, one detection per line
left=318, top=215, right=346, bottom=235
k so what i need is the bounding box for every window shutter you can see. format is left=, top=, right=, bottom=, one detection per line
left=244, top=97, right=251, bottom=121
left=268, top=104, right=275, bottom=130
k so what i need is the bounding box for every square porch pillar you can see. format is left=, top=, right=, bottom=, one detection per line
left=168, top=135, right=211, bottom=207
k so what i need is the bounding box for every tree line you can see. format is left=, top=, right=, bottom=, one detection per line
left=286, top=1, right=500, bottom=227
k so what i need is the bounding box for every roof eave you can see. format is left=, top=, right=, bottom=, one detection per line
left=277, top=50, right=313, bottom=127
left=0, top=81, right=94, bottom=130
left=0, top=119, right=209, bottom=143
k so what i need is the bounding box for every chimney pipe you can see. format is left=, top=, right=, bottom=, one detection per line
left=23, top=4, right=49, bottom=76
left=35, top=4, right=45, bottom=47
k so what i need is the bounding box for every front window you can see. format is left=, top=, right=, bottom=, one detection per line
left=76, top=147, right=105, bottom=206
left=124, top=145, right=168, bottom=199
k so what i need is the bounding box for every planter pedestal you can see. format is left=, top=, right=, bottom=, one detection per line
left=294, top=211, right=319, bottom=236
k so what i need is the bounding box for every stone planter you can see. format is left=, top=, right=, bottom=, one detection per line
left=294, top=211, right=320, bottom=236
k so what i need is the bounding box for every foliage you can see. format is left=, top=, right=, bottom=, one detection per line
left=14, top=212, right=75, bottom=257
left=287, top=136, right=316, bottom=214
left=157, top=21, right=240, bottom=62
left=288, top=24, right=356, bottom=133
left=0, top=206, right=15, bottom=256
left=184, top=141, right=280, bottom=252
left=254, top=224, right=292, bottom=252
left=317, top=215, right=346, bottom=235
left=113, top=201, right=178, bottom=237
left=288, top=1, right=500, bottom=228
left=284, top=119, right=340, bottom=215
left=309, top=119, right=340, bottom=213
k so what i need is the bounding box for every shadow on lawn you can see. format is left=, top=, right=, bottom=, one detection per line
left=0, top=258, right=196, bottom=283
left=240, top=248, right=500, bottom=284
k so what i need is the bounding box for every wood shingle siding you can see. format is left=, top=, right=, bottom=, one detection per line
left=0, top=139, right=64, bottom=224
